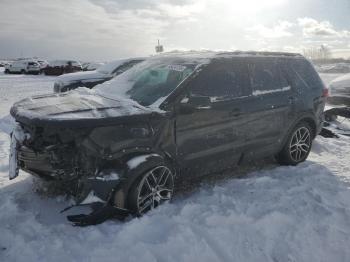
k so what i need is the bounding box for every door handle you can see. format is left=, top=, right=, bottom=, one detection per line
left=229, top=108, right=241, bottom=117
left=288, top=96, right=295, bottom=104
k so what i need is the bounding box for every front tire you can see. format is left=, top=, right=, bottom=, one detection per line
left=128, top=165, right=174, bottom=216
left=276, top=122, right=313, bottom=165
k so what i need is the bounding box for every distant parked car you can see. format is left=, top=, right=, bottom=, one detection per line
left=53, top=59, right=144, bottom=93
left=36, top=60, right=49, bottom=73
left=328, top=73, right=350, bottom=106
left=4, top=63, right=11, bottom=72
left=43, top=60, right=82, bottom=76
left=4, top=60, right=41, bottom=74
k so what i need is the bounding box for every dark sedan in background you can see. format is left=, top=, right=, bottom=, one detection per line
left=53, top=58, right=144, bottom=93
left=43, top=60, right=82, bottom=76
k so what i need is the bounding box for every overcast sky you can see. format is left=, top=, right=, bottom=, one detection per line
left=0, top=0, right=349, bottom=61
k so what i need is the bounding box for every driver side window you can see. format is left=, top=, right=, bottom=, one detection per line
left=190, top=58, right=251, bottom=100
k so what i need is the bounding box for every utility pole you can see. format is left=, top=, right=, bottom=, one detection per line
left=155, top=40, right=164, bottom=53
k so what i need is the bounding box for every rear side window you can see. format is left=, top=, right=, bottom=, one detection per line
left=248, top=58, right=290, bottom=95
left=190, top=58, right=251, bottom=99
left=288, top=58, right=324, bottom=91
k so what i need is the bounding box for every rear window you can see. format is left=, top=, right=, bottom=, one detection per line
left=288, top=58, right=324, bottom=91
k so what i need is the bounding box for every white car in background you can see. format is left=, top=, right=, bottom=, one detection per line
left=4, top=60, right=41, bottom=74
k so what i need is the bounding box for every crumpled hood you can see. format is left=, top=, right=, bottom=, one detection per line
left=56, top=70, right=109, bottom=85
left=10, top=91, right=155, bottom=127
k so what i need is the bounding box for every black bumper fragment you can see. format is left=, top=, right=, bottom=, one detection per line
left=66, top=204, right=129, bottom=226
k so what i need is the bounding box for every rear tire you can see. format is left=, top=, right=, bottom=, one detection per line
left=21, top=69, right=25, bottom=74
left=128, top=165, right=174, bottom=216
left=276, top=121, right=313, bottom=165
left=4, top=69, right=9, bottom=74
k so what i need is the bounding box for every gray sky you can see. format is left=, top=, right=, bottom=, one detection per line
left=0, top=0, right=349, bottom=61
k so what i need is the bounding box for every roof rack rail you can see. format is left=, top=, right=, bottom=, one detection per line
left=217, top=51, right=303, bottom=57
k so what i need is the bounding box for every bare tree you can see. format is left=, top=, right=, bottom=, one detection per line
left=319, top=45, right=331, bottom=61
left=303, top=45, right=332, bottom=61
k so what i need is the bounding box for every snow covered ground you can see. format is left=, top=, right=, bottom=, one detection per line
left=1, top=68, right=350, bottom=262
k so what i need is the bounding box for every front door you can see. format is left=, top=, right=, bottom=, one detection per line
left=175, top=58, right=252, bottom=176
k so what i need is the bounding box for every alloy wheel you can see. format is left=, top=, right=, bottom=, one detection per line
left=136, top=166, right=174, bottom=215
left=289, top=127, right=311, bottom=162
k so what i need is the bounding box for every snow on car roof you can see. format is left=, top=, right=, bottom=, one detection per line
left=155, top=50, right=303, bottom=59
left=55, top=70, right=107, bottom=84
left=96, top=59, right=137, bottom=74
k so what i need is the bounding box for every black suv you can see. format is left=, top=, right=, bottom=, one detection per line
left=9, top=52, right=326, bottom=225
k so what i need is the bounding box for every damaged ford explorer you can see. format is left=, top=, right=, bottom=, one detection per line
left=9, top=51, right=326, bottom=225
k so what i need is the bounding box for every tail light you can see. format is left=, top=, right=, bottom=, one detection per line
left=322, top=87, right=329, bottom=98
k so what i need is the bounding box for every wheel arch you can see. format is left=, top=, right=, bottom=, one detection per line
left=300, top=117, right=317, bottom=138
left=276, top=116, right=315, bottom=165
left=279, top=114, right=317, bottom=152
left=110, top=152, right=176, bottom=209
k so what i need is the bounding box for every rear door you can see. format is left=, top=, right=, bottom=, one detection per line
left=175, top=58, right=252, bottom=175
left=243, top=57, right=293, bottom=157
left=285, top=58, right=326, bottom=132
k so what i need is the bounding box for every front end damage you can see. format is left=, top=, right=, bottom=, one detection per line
left=8, top=122, right=139, bottom=225
left=9, top=92, right=171, bottom=225
left=64, top=171, right=129, bottom=226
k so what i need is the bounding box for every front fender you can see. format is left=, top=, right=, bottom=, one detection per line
left=113, top=153, right=168, bottom=209
left=79, top=153, right=167, bottom=209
